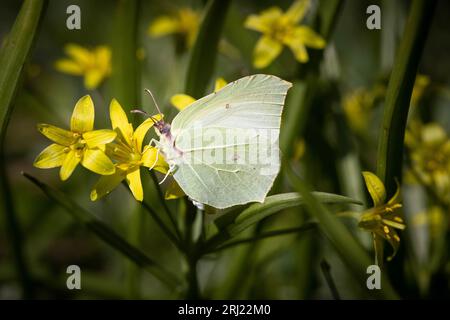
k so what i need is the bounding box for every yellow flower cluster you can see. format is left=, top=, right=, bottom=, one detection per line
left=34, top=96, right=167, bottom=202
left=405, top=121, right=450, bottom=203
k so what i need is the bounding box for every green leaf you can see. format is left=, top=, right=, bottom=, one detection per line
left=23, top=172, right=181, bottom=290
left=185, top=0, right=231, bottom=98
left=376, top=0, right=437, bottom=197
left=0, top=0, right=48, bottom=299
left=204, top=192, right=361, bottom=249
left=285, top=165, right=399, bottom=299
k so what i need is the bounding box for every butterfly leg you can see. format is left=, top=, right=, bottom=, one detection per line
left=159, top=164, right=176, bottom=185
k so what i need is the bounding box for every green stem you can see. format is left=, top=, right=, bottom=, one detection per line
left=205, top=222, right=316, bottom=254
left=140, top=195, right=182, bottom=251
left=149, top=171, right=182, bottom=240
left=0, top=0, right=48, bottom=299
left=285, top=164, right=399, bottom=299
left=320, top=260, right=341, bottom=300
left=184, top=198, right=200, bottom=299
left=376, top=0, right=437, bottom=196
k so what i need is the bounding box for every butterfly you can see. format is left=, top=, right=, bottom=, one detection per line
left=145, top=74, right=292, bottom=209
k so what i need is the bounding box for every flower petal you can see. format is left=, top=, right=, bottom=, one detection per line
left=253, top=36, right=283, bottom=69
left=83, top=129, right=117, bottom=149
left=90, top=170, right=126, bottom=201
left=64, top=43, right=93, bottom=66
left=170, top=94, right=196, bottom=111
left=286, top=40, right=309, bottom=63
left=294, top=26, right=326, bottom=49
left=84, top=69, right=104, bottom=90
left=110, top=99, right=133, bottom=146
left=141, top=145, right=168, bottom=174
left=54, top=59, right=84, bottom=75
left=37, top=123, right=76, bottom=146
left=245, top=7, right=282, bottom=33
left=377, top=226, right=401, bottom=262
left=59, top=149, right=81, bottom=181
left=148, top=16, right=179, bottom=37
left=34, top=144, right=67, bottom=168
left=133, top=114, right=163, bottom=152
left=165, top=181, right=185, bottom=200
left=81, top=149, right=115, bottom=175
left=126, top=168, right=143, bottom=201
left=387, top=179, right=401, bottom=206
left=244, top=15, right=270, bottom=33
left=214, top=78, right=227, bottom=92
left=362, top=171, right=386, bottom=207
left=71, top=95, right=95, bottom=132
left=94, top=46, right=112, bottom=75
left=285, top=0, right=310, bottom=23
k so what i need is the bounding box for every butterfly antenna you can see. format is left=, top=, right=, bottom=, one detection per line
left=130, top=109, right=158, bottom=124
left=144, top=88, right=163, bottom=115
left=130, top=109, right=149, bottom=116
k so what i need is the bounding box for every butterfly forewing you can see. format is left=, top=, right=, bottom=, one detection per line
left=166, top=74, right=292, bottom=209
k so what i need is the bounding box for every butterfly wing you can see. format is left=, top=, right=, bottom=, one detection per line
left=169, top=74, right=292, bottom=209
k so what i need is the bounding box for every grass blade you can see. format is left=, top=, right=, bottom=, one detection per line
left=376, top=0, right=437, bottom=196
left=111, top=0, right=141, bottom=110
left=205, top=192, right=361, bottom=249
left=0, top=0, right=48, bottom=299
left=23, top=172, right=180, bottom=290
left=185, top=0, right=231, bottom=98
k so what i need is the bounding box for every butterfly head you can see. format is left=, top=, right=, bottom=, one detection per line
left=154, top=119, right=171, bottom=135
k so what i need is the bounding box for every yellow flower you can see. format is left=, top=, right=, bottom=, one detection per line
left=245, top=0, right=326, bottom=68
left=34, top=95, right=116, bottom=181
left=405, top=122, right=450, bottom=202
left=358, top=171, right=405, bottom=265
left=163, top=78, right=227, bottom=199
left=90, top=99, right=168, bottom=202
left=148, top=7, right=200, bottom=48
left=170, top=77, right=227, bottom=111
left=55, top=44, right=112, bottom=90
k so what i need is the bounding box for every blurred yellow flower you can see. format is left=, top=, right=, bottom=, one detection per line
left=245, top=0, right=325, bottom=68
left=411, top=74, right=430, bottom=107
left=34, top=95, right=116, bottom=181
left=148, top=7, right=200, bottom=48
left=342, top=85, right=385, bottom=134
left=405, top=122, right=450, bottom=202
left=358, top=171, right=405, bottom=265
left=55, top=44, right=112, bottom=90
left=90, top=99, right=168, bottom=202
left=413, top=206, right=447, bottom=239
left=164, top=78, right=227, bottom=199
